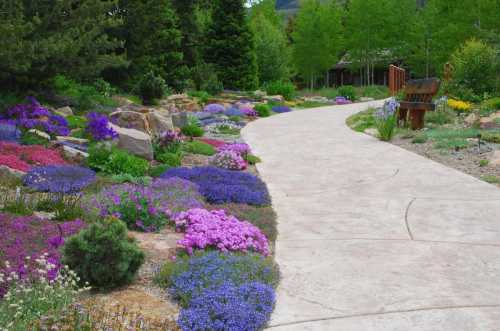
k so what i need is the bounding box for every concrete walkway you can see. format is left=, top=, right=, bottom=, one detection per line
left=242, top=101, right=500, bottom=331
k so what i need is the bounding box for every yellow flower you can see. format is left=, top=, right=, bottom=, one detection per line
left=448, top=99, right=472, bottom=112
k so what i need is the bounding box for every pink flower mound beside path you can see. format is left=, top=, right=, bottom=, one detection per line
left=0, top=142, right=67, bottom=172
left=173, top=208, right=269, bottom=256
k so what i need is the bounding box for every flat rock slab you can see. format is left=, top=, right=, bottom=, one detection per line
left=242, top=101, right=500, bottom=330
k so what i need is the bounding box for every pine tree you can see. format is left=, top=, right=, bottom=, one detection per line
left=121, top=0, right=187, bottom=90
left=172, top=0, right=201, bottom=70
left=205, top=0, right=258, bottom=90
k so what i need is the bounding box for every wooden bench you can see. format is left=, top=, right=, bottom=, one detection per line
left=398, top=78, right=440, bottom=130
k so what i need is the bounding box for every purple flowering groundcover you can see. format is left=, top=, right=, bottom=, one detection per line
left=160, top=166, right=271, bottom=206
left=0, top=213, right=86, bottom=297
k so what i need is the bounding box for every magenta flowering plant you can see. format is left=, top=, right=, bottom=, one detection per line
left=241, top=106, right=257, bottom=117
left=209, top=150, right=247, bottom=170
left=0, top=213, right=85, bottom=297
left=173, top=208, right=270, bottom=256
left=85, top=178, right=205, bottom=232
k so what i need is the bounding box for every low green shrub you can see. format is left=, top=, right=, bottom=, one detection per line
left=149, top=164, right=171, bottom=177
left=110, top=174, right=152, bottom=185
left=479, top=159, right=489, bottom=167
left=20, top=131, right=50, bottom=146
left=254, top=104, right=272, bottom=117
left=264, top=81, right=296, bottom=101
left=245, top=154, right=262, bottom=165
left=346, top=108, right=376, bottom=132
left=182, top=141, right=216, bottom=156
left=481, top=98, right=500, bottom=116
left=337, top=85, right=357, bottom=101
left=181, top=124, right=205, bottom=137
left=62, top=217, right=145, bottom=289
left=434, top=138, right=470, bottom=150
left=157, top=151, right=183, bottom=167
left=66, top=115, right=88, bottom=130
left=482, top=131, right=500, bottom=143
left=216, top=124, right=240, bottom=135
left=412, top=133, right=428, bottom=144
left=357, top=85, right=389, bottom=100
left=87, top=145, right=150, bottom=177
left=425, top=110, right=455, bottom=125
left=188, top=90, right=211, bottom=104
left=482, top=175, right=500, bottom=184
left=137, top=72, right=168, bottom=105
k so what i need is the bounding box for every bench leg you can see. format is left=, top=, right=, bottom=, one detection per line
left=409, top=109, right=425, bottom=130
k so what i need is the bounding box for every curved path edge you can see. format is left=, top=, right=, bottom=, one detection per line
left=242, top=101, right=500, bottom=331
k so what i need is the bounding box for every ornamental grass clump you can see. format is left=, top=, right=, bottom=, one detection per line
left=86, top=178, right=204, bottom=232
left=177, top=281, right=275, bottom=331
left=85, top=112, right=118, bottom=141
left=209, top=150, right=247, bottom=170
left=0, top=213, right=86, bottom=297
left=0, top=256, right=89, bottom=331
left=0, top=142, right=67, bottom=172
left=173, top=208, right=270, bottom=256
left=160, top=166, right=271, bottom=205
left=157, top=251, right=279, bottom=307
left=204, top=103, right=225, bottom=114
left=23, top=165, right=96, bottom=194
left=374, top=98, right=399, bottom=141
left=2, top=97, right=70, bottom=136
left=62, top=217, right=145, bottom=289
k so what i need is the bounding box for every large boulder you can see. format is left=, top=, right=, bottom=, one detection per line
left=464, top=113, right=480, bottom=127
left=110, top=111, right=150, bottom=133
left=146, top=112, right=174, bottom=137
left=110, top=123, right=154, bottom=160
left=54, top=106, right=73, bottom=117
left=480, top=112, right=500, bottom=129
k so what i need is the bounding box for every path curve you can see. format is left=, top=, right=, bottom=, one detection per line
left=242, top=101, right=500, bottom=331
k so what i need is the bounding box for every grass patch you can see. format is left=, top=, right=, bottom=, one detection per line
left=479, top=159, right=489, bottom=167
left=481, top=175, right=500, bottom=184
left=182, top=141, right=216, bottom=156
left=296, top=101, right=328, bottom=109
left=346, top=108, right=376, bottom=132
left=425, top=128, right=480, bottom=140
left=412, top=133, right=428, bottom=144
left=217, top=125, right=240, bottom=135
left=434, top=138, right=470, bottom=150
left=482, top=131, right=500, bottom=143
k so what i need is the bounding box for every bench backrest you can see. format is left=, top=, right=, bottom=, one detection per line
left=404, top=78, right=440, bottom=103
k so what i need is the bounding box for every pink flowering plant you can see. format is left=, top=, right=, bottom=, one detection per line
left=86, top=178, right=205, bottom=232
left=209, top=150, right=247, bottom=170
left=0, top=142, right=67, bottom=172
left=217, top=143, right=250, bottom=157
left=173, top=208, right=270, bottom=256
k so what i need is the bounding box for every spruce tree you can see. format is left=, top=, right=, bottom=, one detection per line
left=205, top=0, right=258, bottom=91
left=172, top=0, right=201, bottom=70
left=121, top=0, right=187, bottom=90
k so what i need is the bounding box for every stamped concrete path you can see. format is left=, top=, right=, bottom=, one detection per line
left=242, top=100, right=500, bottom=331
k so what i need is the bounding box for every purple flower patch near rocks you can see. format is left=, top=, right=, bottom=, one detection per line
left=160, top=166, right=271, bottom=206
left=23, top=165, right=96, bottom=194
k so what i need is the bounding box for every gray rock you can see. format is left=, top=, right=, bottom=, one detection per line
left=27, top=129, right=50, bottom=141
left=54, top=106, right=73, bottom=117
left=110, top=123, right=153, bottom=160
left=110, top=110, right=150, bottom=133
left=62, top=145, right=89, bottom=159
left=480, top=112, right=500, bottom=129
left=171, top=112, right=189, bottom=129
left=146, top=112, right=174, bottom=137
left=0, top=165, right=26, bottom=179
left=56, top=136, right=89, bottom=146
left=359, top=97, right=375, bottom=102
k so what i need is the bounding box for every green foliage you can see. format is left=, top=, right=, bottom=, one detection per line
left=181, top=123, right=205, bottom=137
left=0, top=92, right=23, bottom=113
left=137, top=72, right=168, bottom=105
left=122, top=0, right=187, bottom=91
left=481, top=98, right=500, bottom=116
left=0, top=0, right=125, bottom=87
left=481, top=175, right=500, bottom=184
left=482, top=131, right=500, bottom=143
left=216, top=125, right=240, bottom=135
left=66, top=115, right=88, bottom=130
left=205, top=0, right=258, bottom=90
left=62, top=218, right=145, bottom=289
left=426, top=128, right=480, bottom=140
left=479, top=159, right=489, bottom=167
left=36, top=195, right=85, bottom=222
left=251, top=8, right=291, bottom=84
left=292, top=0, right=343, bottom=89
left=434, top=138, right=470, bottom=150
left=110, top=174, right=152, bottom=186
left=449, top=39, right=499, bottom=99
left=52, top=75, right=118, bottom=112
left=337, top=85, right=357, bottom=101
left=425, top=110, right=455, bottom=125
left=264, top=81, right=296, bottom=101
left=375, top=113, right=397, bottom=141
left=346, top=108, right=376, bottom=132
left=182, top=141, right=216, bottom=156
left=149, top=164, right=172, bottom=178
left=20, top=131, right=50, bottom=147
left=254, top=104, right=272, bottom=117
left=188, top=90, right=211, bottom=104
left=245, top=154, right=262, bottom=165
left=157, top=151, right=183, bottom=167
left=356, top=85, right=390, bottom=100
left=87, top=145, right=150, bottom=177
left=412, top=133, right=428, bottom=144
left=191, top=63, right=224, bottom=95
